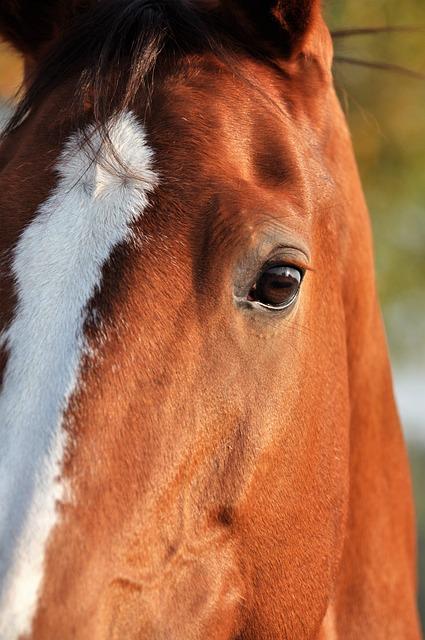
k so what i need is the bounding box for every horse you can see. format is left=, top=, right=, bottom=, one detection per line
left=0, top=0, right=421, bottom=638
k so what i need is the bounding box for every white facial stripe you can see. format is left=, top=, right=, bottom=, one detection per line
left=321, top=602, right=338, bottom=640
left=0, top=110, right=158, bottom=638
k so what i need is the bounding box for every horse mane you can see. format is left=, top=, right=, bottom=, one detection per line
left=2, top=0, right=230, bottom=140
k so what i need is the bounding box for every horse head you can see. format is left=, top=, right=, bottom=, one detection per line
left=0, top=1, right=420, bottom=638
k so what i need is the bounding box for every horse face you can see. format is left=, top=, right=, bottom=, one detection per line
left=0, top=1, right=419, bottom=639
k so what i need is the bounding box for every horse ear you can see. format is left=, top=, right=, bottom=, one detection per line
left=0, top=1, right=92, bottom=62
left=215, top=0, right=332, bottom=66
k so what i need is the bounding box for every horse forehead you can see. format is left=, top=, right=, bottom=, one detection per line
left=147, top=68, right=328, bottom=201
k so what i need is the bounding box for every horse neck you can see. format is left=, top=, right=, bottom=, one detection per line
left=327, top=114, right=419, bottom=635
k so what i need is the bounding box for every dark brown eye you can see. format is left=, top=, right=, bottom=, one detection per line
left=248, top=265, right=303, bottom=310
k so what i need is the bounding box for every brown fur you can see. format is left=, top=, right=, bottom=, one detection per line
left=0, top=1, right=421, bottom=638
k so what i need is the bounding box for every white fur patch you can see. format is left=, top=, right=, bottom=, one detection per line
left=321, top=602, right=338, bottom=640
left=0, top=111, right=158, bottom=638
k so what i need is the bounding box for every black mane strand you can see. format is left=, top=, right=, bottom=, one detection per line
left=3, top=0, right=223, bottom=137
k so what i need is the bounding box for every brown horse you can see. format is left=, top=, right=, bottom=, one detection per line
left=0, top=1, right=421, bottom=638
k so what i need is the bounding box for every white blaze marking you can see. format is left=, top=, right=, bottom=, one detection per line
left=0, top=111, right=158, bottom=638
left=321, top=602, right=338, bottom=640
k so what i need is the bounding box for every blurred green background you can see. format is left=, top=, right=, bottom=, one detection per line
left=0, top=0, right=424, bottom=630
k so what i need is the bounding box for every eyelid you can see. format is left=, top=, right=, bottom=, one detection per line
left=285, top=259, right=312, bottom=277
left=250, top=298, right=298, bottom=312
left=260, top=256, right=311, bottom=278
left=264, top=244, right=312, bottom=270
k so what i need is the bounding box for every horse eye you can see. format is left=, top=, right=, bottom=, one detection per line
left=247, top=264, right=303, bottom=310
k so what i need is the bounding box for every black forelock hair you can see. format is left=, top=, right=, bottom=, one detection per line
left=2, top=0, right=236, bottom=139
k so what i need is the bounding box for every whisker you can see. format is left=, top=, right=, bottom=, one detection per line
left=281, top=319, right=327, bottom=347
left=333, top=56, right=425, bottom=80
left=331, top=26, right=425, bottom=38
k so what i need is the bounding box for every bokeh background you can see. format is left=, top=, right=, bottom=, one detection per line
left=0, top=0, right=424, bottom=629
